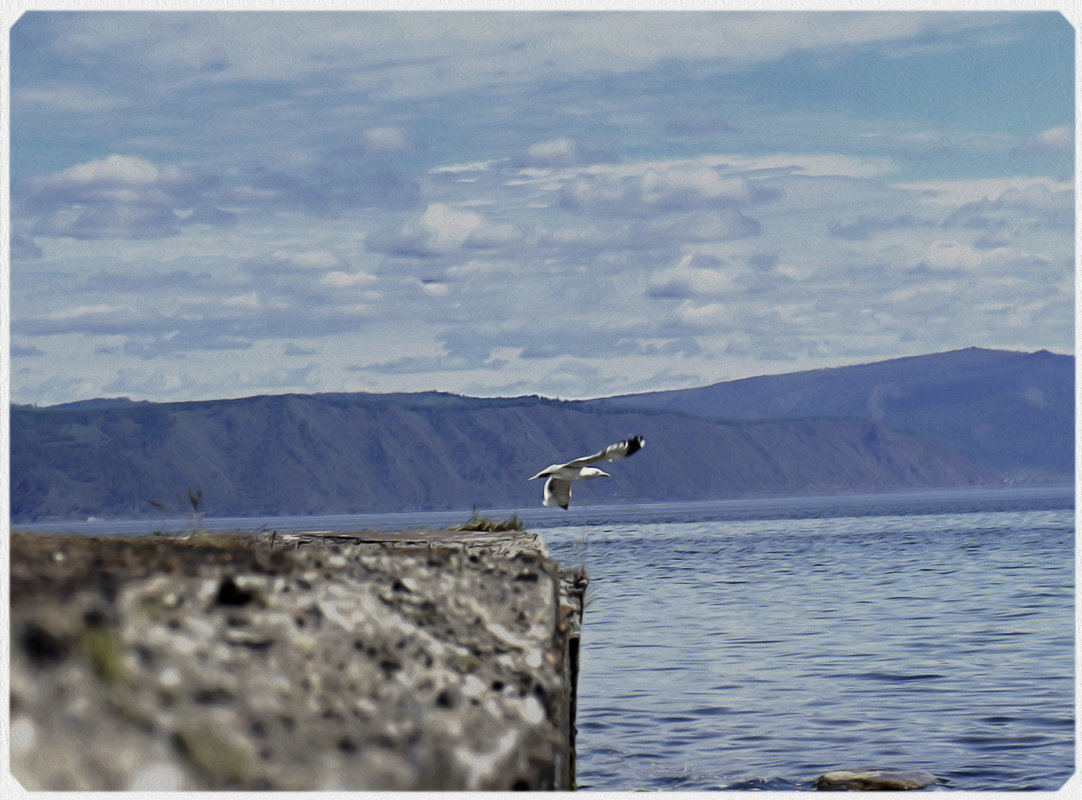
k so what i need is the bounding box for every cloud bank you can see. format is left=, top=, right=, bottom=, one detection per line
left=8, top=10, right=1074, bottom=405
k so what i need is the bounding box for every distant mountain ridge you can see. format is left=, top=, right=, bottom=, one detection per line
left=9, top=348, right=1072, bottom=522
left=591, top=348, right=1074, bottom=480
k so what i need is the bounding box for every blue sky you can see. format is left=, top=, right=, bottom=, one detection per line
left=7, top=9, right=1075, bottom=405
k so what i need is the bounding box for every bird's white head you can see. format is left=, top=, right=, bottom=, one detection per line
left=581, top=467, right=610, bottom=479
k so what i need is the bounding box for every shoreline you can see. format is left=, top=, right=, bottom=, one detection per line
left=11, top=482, right=1073, bottom=536
left=9, top=527, right=586, bottom=791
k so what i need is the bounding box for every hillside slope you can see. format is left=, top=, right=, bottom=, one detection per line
left=11, top=393, right=990, bottom=522
left=593, top=348, right=1073, bottom=480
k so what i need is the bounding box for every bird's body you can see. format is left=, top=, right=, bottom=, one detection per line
left=529, top=436, right=645, bottom=509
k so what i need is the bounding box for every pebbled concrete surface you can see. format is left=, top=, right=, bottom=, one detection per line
left=9, top=528, right=585, bottom=791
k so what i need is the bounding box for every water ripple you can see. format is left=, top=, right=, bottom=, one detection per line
left=543, top=491, right=1075, bottom=792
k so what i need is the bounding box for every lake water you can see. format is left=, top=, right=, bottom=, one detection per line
left=535, top=487, right=1076, bottom=791
left=14, top=486, right=1076, bottom=791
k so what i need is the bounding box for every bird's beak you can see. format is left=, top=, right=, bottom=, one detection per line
left=599, top=471, right=611, bottom=478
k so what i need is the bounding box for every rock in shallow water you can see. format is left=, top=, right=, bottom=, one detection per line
left=815, top=768, right=939, bottom=791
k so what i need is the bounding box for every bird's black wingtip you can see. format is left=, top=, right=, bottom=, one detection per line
left=626, top=434, right=645, bottom=455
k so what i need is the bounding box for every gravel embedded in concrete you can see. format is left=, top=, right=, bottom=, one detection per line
left=10, top=528, right=585, bottom=791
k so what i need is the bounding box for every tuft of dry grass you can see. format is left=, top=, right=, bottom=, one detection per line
left=453, top=506, right=524, bottom=532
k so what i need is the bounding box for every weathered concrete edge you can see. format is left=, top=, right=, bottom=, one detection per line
left=9, top=527, right=587, bottom=791
left=287, top=525, right=589, bottom=786
left=327, top=526, right=589, bottom=788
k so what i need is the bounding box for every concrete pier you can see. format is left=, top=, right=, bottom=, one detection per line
left=9, top=527, right=586, bottom=791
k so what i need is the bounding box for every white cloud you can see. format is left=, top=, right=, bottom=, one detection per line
left=430, top=160, right=502, bottom=176
left=539, top=223, right=619, bottom=252
left=464, top=220, right=526, bottom=250
left=892, top=176, right=1071, bottom=207
left=234, top=162, right=420, bottom=215
left=672, top=300, right=731, bottom=330
left=558, top=164, right=755, bottom=216
left=995, top=183, right=1073, bottom=221
left=20, top=154, right=233, bottom=239
left=828, top=213, right=921, bottom=241
left=514, top=137, right=615, bottom=168
left=16, top=84, right=129, bottom=113
left=28, top=11, right=1024, bottom=105
left=418, top=280, right=450, bottom=297
left=525, top=137, right=579, bottom=166
left=16, top=372, right=108, bottom=404
left=645, top=209, right=761, bottom=243
left=53, top=154, right=162, bottom=186
left=10, top=235, right=42, bottom=259
left=367, top=203, right=526, bottom=258
left=376, top=203, right=483, bottom=256
left=641, top=166, right=751, bottom=206
left=320, top=270, right=377, bottom=288
left=243, top=364, right=319, bottom=390
left=917, top=240, right=985, bottom=272
left=11, top=344, right=46, bottom=357
left=941, top=180, right=1073, bottom=237
left=271, top=249, right=343, bottom=271
left=509, top=153, right=896, bottom=192
left=722, top=153, right=898, bottom=179
left=648, top=254, right=737, bottom=298
left=220, top=292, right=263, bottom=309
left=102, top=368, right=186, bottom=396
left=361, top=126, right=418, bottom=154
left=351, top=347, right=510, bottom=375
left=8, top=11, right=1072, bottom=405
left=1011, top=125, right=1074, bottom=156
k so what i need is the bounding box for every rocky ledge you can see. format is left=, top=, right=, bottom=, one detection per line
left=9, top=527, right=586, bottom=791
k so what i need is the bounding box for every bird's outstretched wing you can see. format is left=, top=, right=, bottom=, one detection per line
left=543, top=477, right=572, bottom=509
left=562, top=435, right=646, bottom=469
left=531, top=435, right=646, bottom=508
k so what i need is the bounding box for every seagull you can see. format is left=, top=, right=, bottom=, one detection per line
left=529, top=435, right=646, bottom=509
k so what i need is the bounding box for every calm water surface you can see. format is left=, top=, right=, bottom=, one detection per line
left=15, top=486, right=1075, bottom=791
left=537, top=488, right=1075, bottom=791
